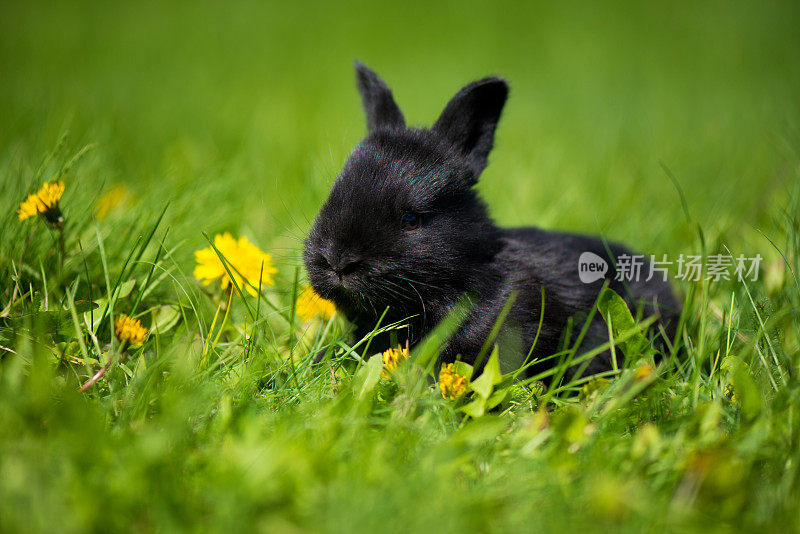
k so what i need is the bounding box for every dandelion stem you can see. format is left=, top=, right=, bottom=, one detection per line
left=78, top=358, right=113, bottom=393
left=211, top=289, right=234, bottom=351
left=201, top=298, right=224, bottom=365
left=57, top=226, right=66, bottom=276
left=79, top=345, right=126, bottom=392
left=201, top=288, right=233, bottom=368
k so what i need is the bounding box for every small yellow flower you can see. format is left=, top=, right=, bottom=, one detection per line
left=113, top=315, right=148, bottom=346
left=193, top=233, right=277, bottom=296
left=296, top=284, right=336, bottom=322
left=633, top=363, right=655, bottom=381
left=439, top=363, right=469, bottom=400
left=381, top=346, right=409, bottom=377
left=95, top=184, right=129, bottom=219
left=18, top=180, right=65, bottom=225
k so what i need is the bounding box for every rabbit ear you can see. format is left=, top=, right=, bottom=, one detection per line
left=355, top=62, right=405, bottom=132
left=433, top=77, right=508, bottom=173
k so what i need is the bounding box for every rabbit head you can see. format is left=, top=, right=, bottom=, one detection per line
left=304, top=63, right=508, bottom=329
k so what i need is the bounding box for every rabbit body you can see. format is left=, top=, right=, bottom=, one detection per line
left=304, top=64, right=681, bottom=374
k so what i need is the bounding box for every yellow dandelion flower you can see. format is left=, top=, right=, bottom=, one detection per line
left=95, top=184, right=129, bottom=220
left=296, top=284, right=336, bottom=322
left=439, top=363, right=469, bottom=400
left=193, top=232, right=277, bottom=296
left=113, top=314, right=148, bottom=346
left=633, top=363, right=655, bottom=381
left=381, top=346, right=409, bottom=377
left=18, top=180, right=65, bottom=225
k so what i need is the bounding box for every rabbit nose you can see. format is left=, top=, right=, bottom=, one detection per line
left=322, top=252, right=363, bottom=276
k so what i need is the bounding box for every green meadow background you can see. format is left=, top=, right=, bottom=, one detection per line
left=2, top=0, right=800, bottom=532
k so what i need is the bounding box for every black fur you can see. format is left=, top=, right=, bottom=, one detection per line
left=304, top=63, right=682, bottom=375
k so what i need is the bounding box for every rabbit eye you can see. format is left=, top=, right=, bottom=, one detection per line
left=401, top=213, right=420, bottom=231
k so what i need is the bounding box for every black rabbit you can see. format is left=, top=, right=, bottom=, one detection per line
left=304, top=63, right=681, bottom=376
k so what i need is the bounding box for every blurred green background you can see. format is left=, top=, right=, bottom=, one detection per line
left=2, top=0, right=799, bottom=263
left=3, top=2, right=800, bottom=532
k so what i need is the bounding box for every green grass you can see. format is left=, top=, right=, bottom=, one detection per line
left=2, top=0, right=800, bottom=531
